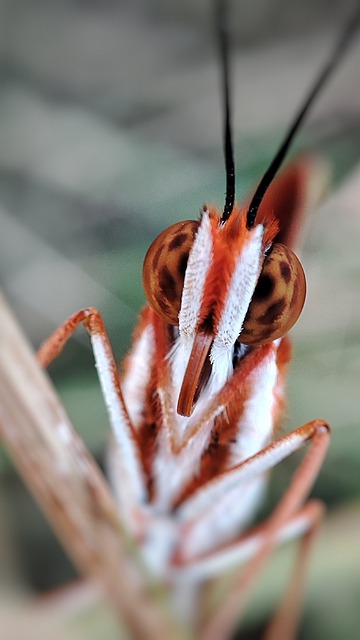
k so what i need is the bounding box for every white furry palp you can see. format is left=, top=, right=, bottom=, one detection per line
left=178, top=210, right=213, bottom=343
left=210, top=224, right=264, bottom=367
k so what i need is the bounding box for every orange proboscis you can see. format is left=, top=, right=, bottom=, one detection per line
left=177, top=331, right=213, bottom=417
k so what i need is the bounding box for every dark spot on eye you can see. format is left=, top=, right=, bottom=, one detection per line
left=178, top=252, right=189, bottom=278
left=280, top=260, right=291, bottom=284
left=159, top=266, right=177, bottom=302
left=169, top=233, right=188, bottom=251
left=254, top=274, right=274, bottom=300
left=259, top=298, right=286, bottom=325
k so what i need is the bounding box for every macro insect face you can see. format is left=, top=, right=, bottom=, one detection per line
left=87, top=4, right=357, bottom=633
left=1, top=3, right=360, bottom=640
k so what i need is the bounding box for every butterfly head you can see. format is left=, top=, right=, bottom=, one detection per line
left=143, top=205, right=305, bottom=416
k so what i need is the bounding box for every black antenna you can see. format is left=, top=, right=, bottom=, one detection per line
left=246, top=4, right=360, bottom=229
left=217, top=0, right=235, bottom=223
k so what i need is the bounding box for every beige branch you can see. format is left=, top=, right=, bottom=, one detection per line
left=0, top=291, right=188, bottom=640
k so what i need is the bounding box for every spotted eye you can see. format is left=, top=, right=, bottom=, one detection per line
left=240, top=243, right=306, bottom=345
left=142, top=220, right=199, bottom=324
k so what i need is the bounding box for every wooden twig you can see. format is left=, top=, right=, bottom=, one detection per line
left=0, top=291, right=188, bottom=640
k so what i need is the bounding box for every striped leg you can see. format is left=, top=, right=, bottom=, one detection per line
left=37, top=308, right=147, bottom=528
left=172, top=420, right=329, bottom=639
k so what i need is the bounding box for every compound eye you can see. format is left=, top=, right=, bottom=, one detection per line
left=142, top=220, right=199, bottom=324
left=240, top=243, right=306, bottom=345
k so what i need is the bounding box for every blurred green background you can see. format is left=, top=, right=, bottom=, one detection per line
left=0, top=1, right=360, bottom=638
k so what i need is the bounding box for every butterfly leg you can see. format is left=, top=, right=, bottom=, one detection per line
left=175, top=419, right=329, bottom=639
left=201, top=499, right=324, bottom=640
left=37, top=308, right=147, bottom=523
left=262, top=498, right=325, bottom=640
